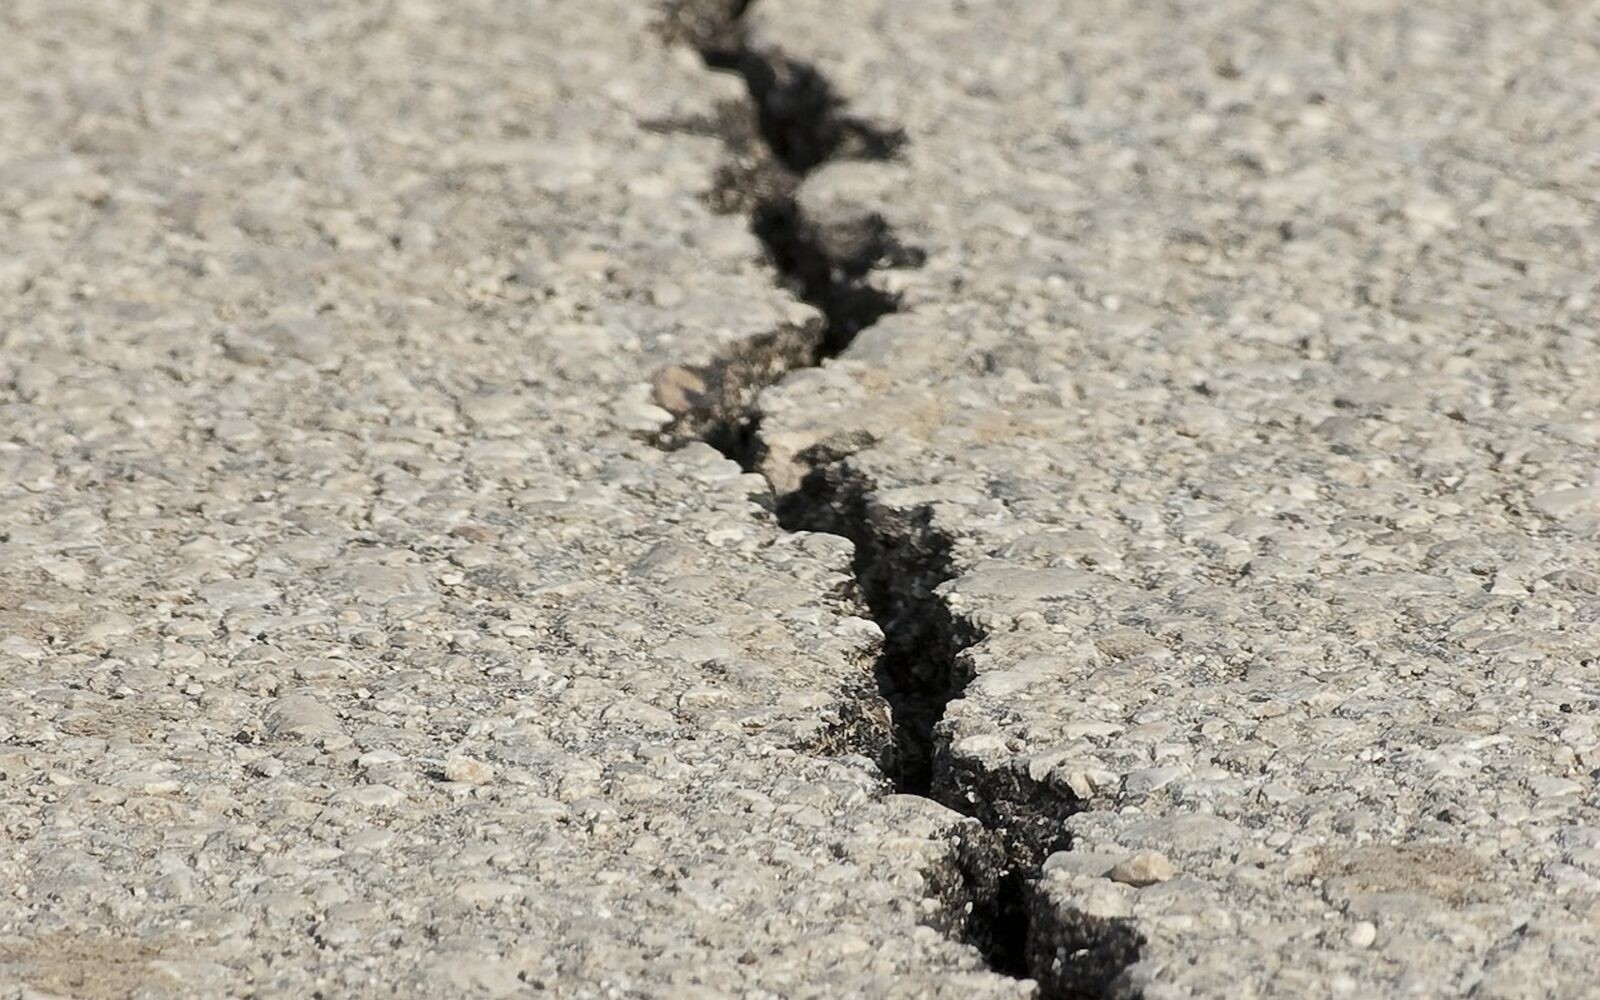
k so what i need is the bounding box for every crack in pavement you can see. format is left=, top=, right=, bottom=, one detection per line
left=649, top=2, right=1142, bottom=991
left=649, top=0, right=919, bottom=465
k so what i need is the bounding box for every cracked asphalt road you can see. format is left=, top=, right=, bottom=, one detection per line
left=3, top=1, right=1599, bottom=997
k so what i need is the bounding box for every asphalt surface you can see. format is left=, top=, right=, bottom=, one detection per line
left=745, top=1, right=1600, bottom=996
left=2, top=1, right=1598, bottom=998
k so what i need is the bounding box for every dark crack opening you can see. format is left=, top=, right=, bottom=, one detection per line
left=776, top=458, right=1035, bottom=977
left=651, top=1, right=1142, bottom=992
left=650, top=0, right=920, bottom=462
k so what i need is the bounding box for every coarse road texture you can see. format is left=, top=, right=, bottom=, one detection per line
left=2, top=1, right=1598, bottom=999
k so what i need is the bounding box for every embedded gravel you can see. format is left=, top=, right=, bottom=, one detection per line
left=0, top=3, right=1026, bottom=997
left=6, top=0, right=1600, bottom=998
left=743, top=0, right=1600, bottom=996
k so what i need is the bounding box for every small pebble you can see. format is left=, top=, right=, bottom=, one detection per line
left=1109, top=851, right=1179, bottom=887
left=1347, top=921, right=1378, bottom=949
left=444, top=755, right=495, bottom=786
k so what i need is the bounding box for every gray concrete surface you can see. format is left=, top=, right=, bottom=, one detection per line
left=0, top=2, right=1021, bottom=997
left=3, top=0, right=1598, bottom=998
left=743, top=0, right=1600, bottom=996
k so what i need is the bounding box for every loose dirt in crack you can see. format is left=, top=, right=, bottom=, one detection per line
left=774, top=458, right=1036, bottom=979
left=650, top=0, right=921, bottom=463
left=648, top=1, right=1130, bottom=992
left=649, top=0, right=948, bottom=809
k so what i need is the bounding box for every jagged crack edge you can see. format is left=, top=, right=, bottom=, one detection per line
left=649, top=0, right=1143, bottom=991
left=780, top=455, right=1150, bottom=993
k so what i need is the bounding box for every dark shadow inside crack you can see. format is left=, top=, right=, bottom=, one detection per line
left=779, top=459, right=1139, bottom=992
left=662, top=1, right=906, bottom=174
left=751, top=198, right=921, bottom=355
left=776, top=457, right=1050, bottom=979
left=649, top=320, right=822, bottom=460
left=775, top=460, right=966, bottom=795
left=649, top=1, right=1141, bottom=991
left=649, top=0, right=920, bottom=459
left=1028, top=902, right=1148, bottom=998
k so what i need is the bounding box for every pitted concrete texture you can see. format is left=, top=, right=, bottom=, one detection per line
left=0, top=2, right=1026, bottom=997
left=6, top=0, right=1600, bottom=997
left=743, top=0, right=1600, bottom=996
